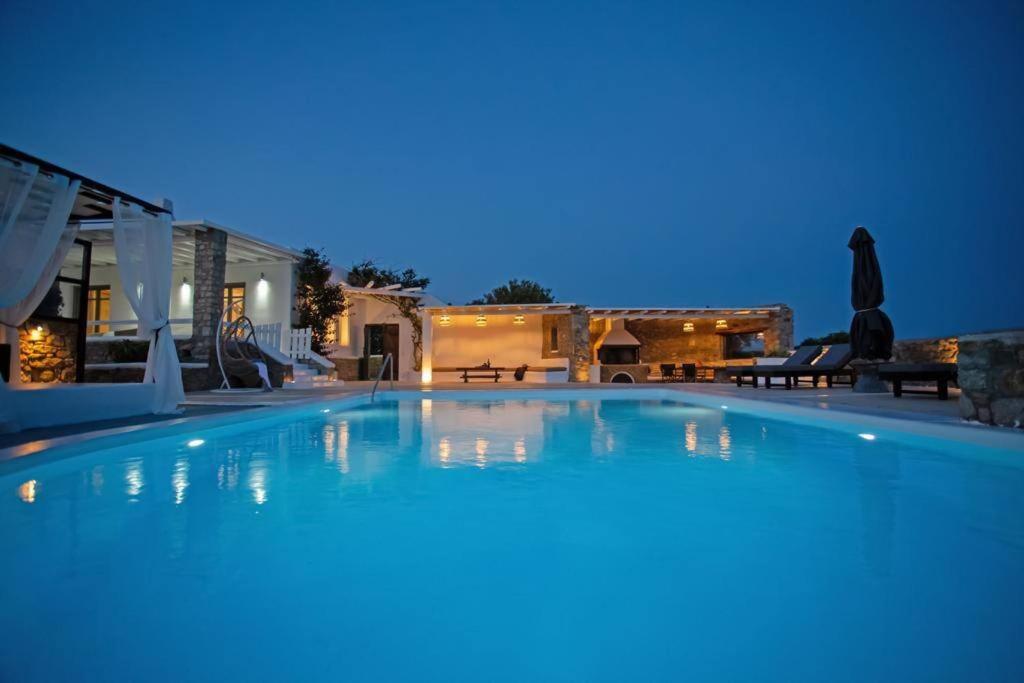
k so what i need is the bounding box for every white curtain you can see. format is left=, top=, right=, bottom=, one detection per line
left=0, top=159, right=81, bottom=431
left=112, top=200, right=185, bottom=414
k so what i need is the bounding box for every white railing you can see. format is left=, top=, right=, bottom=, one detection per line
left=287, top=327, right=312, bottom=360
left=87, top=318, right=192, bottom=339
left=253, top=322, right=283, bottom=352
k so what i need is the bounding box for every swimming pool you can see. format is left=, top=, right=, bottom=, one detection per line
left=2, top=393, right=1022, bottom=681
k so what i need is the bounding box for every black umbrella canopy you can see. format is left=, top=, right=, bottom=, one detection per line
left=848, top=226, right=894, bottom=360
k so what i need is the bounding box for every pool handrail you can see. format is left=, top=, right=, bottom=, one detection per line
left=371, top=352, right=395, bottom=401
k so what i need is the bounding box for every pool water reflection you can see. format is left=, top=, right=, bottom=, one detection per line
left=1, top=398, right=1022, bottom=682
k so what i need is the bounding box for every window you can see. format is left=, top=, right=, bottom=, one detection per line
left=550, top=326, right=559, bottom=352
left=87, top=286, right=111, bottom=334
left=223, top=283, right=246, bottom=322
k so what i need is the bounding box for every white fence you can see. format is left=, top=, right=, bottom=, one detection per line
left=253, top=322, right=283, bottom=352
left=287, top=328, right=312, bottom=360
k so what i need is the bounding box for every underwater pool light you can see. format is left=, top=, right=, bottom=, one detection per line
left=858, top=433, right=876, bottom=441
left=187, top=439, right=205, bottom=448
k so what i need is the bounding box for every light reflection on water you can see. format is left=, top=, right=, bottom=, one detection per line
left=3, top=398, right=1022, bottom=682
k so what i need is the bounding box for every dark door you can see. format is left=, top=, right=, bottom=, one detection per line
left=362, top=324, right=401, bottom=380
left=382, top=324, right=400, bottom=378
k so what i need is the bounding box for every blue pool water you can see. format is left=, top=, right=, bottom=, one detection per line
left=2, top=397, right=1022, bottom=681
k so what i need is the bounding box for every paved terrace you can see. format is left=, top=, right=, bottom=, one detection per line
left=2, top=380, right=970, bottom=453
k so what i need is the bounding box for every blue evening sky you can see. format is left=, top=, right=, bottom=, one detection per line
left=2, top=1, right=1022, bottom=339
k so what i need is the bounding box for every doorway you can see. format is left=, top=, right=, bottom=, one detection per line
left=362, top=323, right=400, bottom=380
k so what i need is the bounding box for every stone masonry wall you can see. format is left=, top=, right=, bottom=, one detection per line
left=957, top=329, right=1024, bottom=428
left=567, top=307, right=591, bottom=382
left=18, top=319, right=78, bottom=383
left=892, top=336, right=958, bottom=364
left=191, top=228, right=228, bottom=390
left=763, top=305, right=794, bottom=355
left=541, top=314, right=571, bottom=359
left=626, top=319, right=725, bottom=366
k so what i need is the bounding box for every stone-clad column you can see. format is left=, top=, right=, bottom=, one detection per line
left=191, top=228, right=228, bottom=388
left=763, top=305, right=794, bottom=354
left=567, top=306, right=591, bottom=382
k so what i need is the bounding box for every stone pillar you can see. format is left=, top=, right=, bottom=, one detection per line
left=191, top=228, right=228, bottom=388
left=958, top=329, right=1024, bottom=428
left=763, top=305, right=794, bottom=354
left=567, top=306, right=591, bottom=382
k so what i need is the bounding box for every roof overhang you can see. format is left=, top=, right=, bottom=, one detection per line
left=587, top=307, right=780, bottom=320
left=422, top=303, right=580, bottom=315
left=1, top=143, right=171, bottom=221
left=77, top=222, right=301, bottom=268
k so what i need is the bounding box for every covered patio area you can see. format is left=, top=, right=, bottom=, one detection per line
left=1, top=144, right=184, bottom=432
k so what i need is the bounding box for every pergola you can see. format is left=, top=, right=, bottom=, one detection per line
left=1, top=144, right=183, bottom=433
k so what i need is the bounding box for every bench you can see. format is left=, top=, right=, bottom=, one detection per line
left=878, top=363, right=958, bottom=400
left=460, top=368, right=502, bottom=382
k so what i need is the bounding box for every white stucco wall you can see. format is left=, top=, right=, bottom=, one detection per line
left=330, top=295, right=419, bottom=381
left=426, top=313, right=568, bottom=382
left=87, top=260, right=295, bottom=342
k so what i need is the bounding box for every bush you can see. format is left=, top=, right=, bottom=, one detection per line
left=799, top=330, right=850, bottom=347
left=109, top=340, right=150, bottom=363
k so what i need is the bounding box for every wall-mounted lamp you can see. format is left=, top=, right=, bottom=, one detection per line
left=29, top=324, right=45, bottom=341
left=756, top=331, right=765, bottom=340
left=715, top=319, right=728, bottom=330
left=513, top=314, right=525, bottom=325
left=438, top=314, right=452, bottom=326
left=256, top=272, right=269, bottom=297
left=180, top=276, right=192, bottom=305
left=475, top=315, right=487, bottom=327
left=683, top=321, right=695, bottom=333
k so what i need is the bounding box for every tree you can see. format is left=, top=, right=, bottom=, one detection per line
left=295, top=248, right=346, bottom=353
left=346, top=260, right=431, bottom=371
left=798, top=330, right=851, bottom=347
left=347, top=260, right=430, bottom=290
left=469, top=279, right=554, bottom=305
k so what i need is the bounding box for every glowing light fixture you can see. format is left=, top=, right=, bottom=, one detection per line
left=513, top=314, right=525, bottom=325
left=321, top=408, right=331, bottom=414
left=756, top=331, right=765, bottom=340
left=683, top=322, right=695, bottom=333
left=187, top=439, right=205, bottom=448
left=438, top=314, right=452, bottom=326
left=715, top=319, right=728, bottom=330
left=475, top=314, right=487, bottom=327
left=29, top=324, right=44, bottom=341
left=256, top=272, right=269, bottom=297
left=180, top=276, right=192, bottom=305
left=720, top=405, right=729, bottom=410
left=858, top=433, right=876, bottom=441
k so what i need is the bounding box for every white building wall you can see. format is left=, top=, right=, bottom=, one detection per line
left=330, top=295, right=419, bottom=381
left=428, top=313, right=567, bottom=382
left=87, top=260, right=295, bottom=344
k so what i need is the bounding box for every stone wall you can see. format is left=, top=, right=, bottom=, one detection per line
left=626, top=319, right=725, bottom=366
left=541, top=314, right=571, bottom=359
left=892, top=336, right=958, bottom=364
left=763, top=305, right=794, bottom=355
left=957, top=329, right=1024, bottom=428
left=600, top=364, right=650, bottom=383
left=84, top=366, right=211, bottom=393
left=18, top=320, right=78, bottom=383
left=333, top=357, right=361, bottom=382
left=567, top=307, right=591, bottom=382
left=191, top=228, right=228, bottom=389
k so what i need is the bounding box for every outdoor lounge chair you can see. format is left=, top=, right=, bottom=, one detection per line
left=728, top=345, right=821, bottom=387
left=878, top=363, right=958, bottom=400
left=659, top=364, right=677, bottom=382
left=754, top=344, right=855, bottom=389
left=680, top=363, right=697, bottom=383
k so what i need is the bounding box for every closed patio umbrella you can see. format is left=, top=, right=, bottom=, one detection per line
left=848, top=226, right=894, bottom=361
